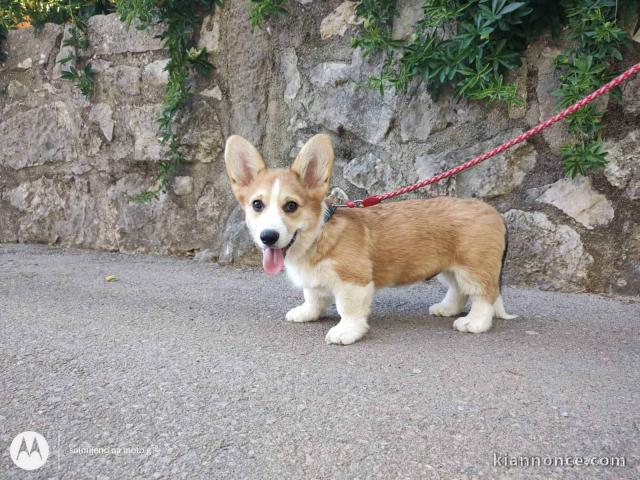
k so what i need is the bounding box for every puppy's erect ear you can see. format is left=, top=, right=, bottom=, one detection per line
left=291, top=134, right=334, bottom=196
left=224, top=135, right=267, bottom=198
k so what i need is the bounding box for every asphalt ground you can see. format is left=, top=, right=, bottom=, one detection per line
left=1, top=243, right=639, bottom=479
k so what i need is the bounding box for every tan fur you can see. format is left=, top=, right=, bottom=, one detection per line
left=224, top=134, right=514, bottom=343
left=313, top=198, right=505, bottom=302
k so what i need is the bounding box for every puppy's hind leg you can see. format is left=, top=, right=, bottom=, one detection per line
left=453, top=296, right=495, bottom=333
left=429, top=271, right=468, bottom=317
left=450, top=268, right=495, bottom=333
left=494, top=294, right=517, bottom=320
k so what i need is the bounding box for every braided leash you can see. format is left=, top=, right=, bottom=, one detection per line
left=339, top=62, right=640, bottom=209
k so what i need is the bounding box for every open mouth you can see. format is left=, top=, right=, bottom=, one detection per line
left=262, top=230, right=298, bottom=275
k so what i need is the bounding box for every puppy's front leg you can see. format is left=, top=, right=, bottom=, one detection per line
left=326, top=282, right=374, bottom=345
left=286, top=288, right=332, bottom=323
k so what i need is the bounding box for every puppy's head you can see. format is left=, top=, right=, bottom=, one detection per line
left=224, top=134, right=334, bottom=274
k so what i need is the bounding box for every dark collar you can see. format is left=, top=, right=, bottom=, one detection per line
left=324, top=204, right=337, bottom=223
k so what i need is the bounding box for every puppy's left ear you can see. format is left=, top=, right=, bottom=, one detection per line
left=291, top=134, right=334, bottom=197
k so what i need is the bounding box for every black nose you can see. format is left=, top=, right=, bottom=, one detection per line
left=260, top=229, right=279, bottom=246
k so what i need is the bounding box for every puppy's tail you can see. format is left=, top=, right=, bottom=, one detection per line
left=496, top=222, right=517, bottom=320
left=494, top=295, right=518, bottom=320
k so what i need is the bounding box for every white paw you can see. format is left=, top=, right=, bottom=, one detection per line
left=429, top=302, right=463, bottom=317
left=453, top=315, right=492, bottom=333
left=325, top=321, right=368, bottom=345
left=286, top=305, right=320, bottom=323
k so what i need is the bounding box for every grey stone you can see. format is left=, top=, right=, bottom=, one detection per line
left=142, top=59, right=170, bottom=88
left=281, top=48, right=301, bottom=103
left=16, top=58, right=33, bottom=70
left=0, top=101, right=81, bottom=169
left=307, top=51, right=397, bottom=144
left=392, top=0, right=423, bottom=40
left=198, top=12, right=221, bottom=53
left=400, top=88, right=490, bottom=144
left=173, top=176, right=193, bottom=196
left=3, top=177, right=98, bottom=245
left=195, top=183, right=227, bottom=227
left=621, top=74, right=640, bottom=114
left=104, top=174, right=199, bottom=254
left=308, top=60, right=354, bottom=88
left=504, top=210, right=593, bottom=292
left=218, top=206, right=259, bottom=266
left=103, top=65, right=141, bottom=96
left=537, top=176, right=614, bottom=229
left=223, top=0, right=271, bottom=144
left=179, top=99, right=224, bottom=163
left=609, top=221, right=640, bottom=295
left=2, top=23, right=62, bottom=71
left=604, top=129, right=640, bottom=200
left=343, top=153, right=405, bottom=192
left=200, top=85, right=223, bottom=100
left=90, top=58, right=112, bottom=72
left=86, top=14, right=165, bottom=55
left=399, top=89, right=446, bottom=143
left=416, top=129, right=537, bottom=198
left=526, top=41, right=569, bottom=149
left=6, top=80, right=29, bottom=98
left=124, top=104, right=166, bottom=162
left=194, top=248, right=216, bottom=262
left=89, top=103, right=114, bottom=142
left=320, top=1, right=361, bottom=40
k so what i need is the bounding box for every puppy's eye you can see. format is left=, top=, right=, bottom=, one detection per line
left=283, top=201, right=298, bottom=213
left=252, top=200, right=264, bottom=212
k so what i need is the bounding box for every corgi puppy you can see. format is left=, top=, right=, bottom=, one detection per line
left=224, top=134, right=516, bottom=345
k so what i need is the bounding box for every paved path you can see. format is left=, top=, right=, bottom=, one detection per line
left=1, top=244, right=639, bottom=479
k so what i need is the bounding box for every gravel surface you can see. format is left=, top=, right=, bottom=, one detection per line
left=1, top=244, right=639, bottom=479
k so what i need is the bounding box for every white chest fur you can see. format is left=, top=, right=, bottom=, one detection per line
left=285, top=257, right=337, bottom=291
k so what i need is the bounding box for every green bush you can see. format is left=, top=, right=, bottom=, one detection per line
left=351, top=0, right=637, bottom=177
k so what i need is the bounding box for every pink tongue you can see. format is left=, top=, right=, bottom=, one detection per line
left=262, top=248, right=285, bottom=275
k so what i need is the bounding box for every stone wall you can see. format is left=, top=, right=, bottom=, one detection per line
left=1, top=0, right=639, bottom=295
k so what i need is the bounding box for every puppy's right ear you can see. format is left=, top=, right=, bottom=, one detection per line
left=224, top=135, right=267, bottom=201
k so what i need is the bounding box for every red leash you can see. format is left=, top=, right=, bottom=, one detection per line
left=340, top=62, right=640, bottom=209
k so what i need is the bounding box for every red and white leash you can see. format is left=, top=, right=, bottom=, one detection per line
left=336, top=62, right=640, bottom=209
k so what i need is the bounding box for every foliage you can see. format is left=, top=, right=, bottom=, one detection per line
left=351, top=0, right=403, bottom=56
left=116, top=0, right=220, bottom=203
left=353, top=0, right=635, bottom=177
left=248, top=0, right=287, bottom=29
left=552, top=0, right=632, bottom=177
left=57, top=12, right=97, bottom=96
left=560, top=139, right=607, bottom=177
left=60, top=64, right=96, bottom=95
left=359, top=0, right=537, bottom=107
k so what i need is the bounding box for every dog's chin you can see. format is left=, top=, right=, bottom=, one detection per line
left=261, top=231, right=298, bottom=275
